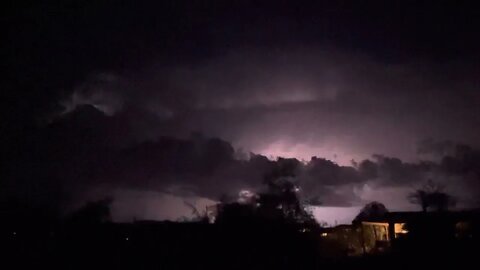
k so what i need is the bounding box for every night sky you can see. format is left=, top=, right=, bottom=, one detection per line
left=3, top=1, right=480, bottom=224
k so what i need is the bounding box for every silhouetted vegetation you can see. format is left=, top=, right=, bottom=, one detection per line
left=353, top=201, right=389, bottom=224
left=65, top=197, right=113, bottom=226
left=3, top=196, right=480, bottom=270
left=408, top=180, right=456, bottom=212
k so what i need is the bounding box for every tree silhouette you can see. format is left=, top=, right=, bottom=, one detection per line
left=408, top=189, right=430, bottom=212
left=408, top=180, right=455, bottom=212
left=353, top=201, right=389, bottom=224
left=260, top=177, right=318, bottom=227
left=216, top=177, right=318, bottom=229
left=66, top=197, right=112, bottom=225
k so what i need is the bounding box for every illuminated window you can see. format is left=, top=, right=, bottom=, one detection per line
left=394, top=223, right=408, bottom=238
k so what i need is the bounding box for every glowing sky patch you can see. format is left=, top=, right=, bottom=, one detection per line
left=311, top=206, right=362, bottom=226
left=256, top=139, right=360, bottom=166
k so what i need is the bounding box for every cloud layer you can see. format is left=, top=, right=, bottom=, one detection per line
left=4, top=2, right=480, bottom=222
left=59, top=48, right=480, bottom=166
left=4, top=104, right=479, bottom=221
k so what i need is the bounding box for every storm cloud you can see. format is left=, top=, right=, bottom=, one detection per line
left=58, top=46, right=480, bottom=167
left=3, top=1, right=480, bottom=222
left=3, top=103, right=479, bottom=221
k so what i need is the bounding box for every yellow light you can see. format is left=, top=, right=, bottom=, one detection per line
left=394, top=223, right=408, bottom=235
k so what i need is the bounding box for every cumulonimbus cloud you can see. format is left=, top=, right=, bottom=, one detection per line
left=4, top=104, right=480, bottom=221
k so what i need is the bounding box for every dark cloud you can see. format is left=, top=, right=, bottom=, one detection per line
left=416, top=139, right=480, bottom=180
left=48, top=46, right=480, bottom=167
left=368, top=155, right=434, bottom=187
left=2, top=105, right=363, bottom=213
left=4, top=2, right=480, bottom=167
left=4, top=104, right=480, bottom=218
left=4, top=1, right=480, bottom=221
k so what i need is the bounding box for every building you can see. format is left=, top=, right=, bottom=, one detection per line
left=321, top=210, right=480, bottom=257
left=359, top=210, right=480, bottom=253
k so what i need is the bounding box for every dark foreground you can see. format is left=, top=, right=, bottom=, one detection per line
left=3, top=221, right=479, bottom=270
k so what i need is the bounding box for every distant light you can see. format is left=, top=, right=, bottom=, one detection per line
left=125, top=237, right=129, bottom=241
left=321, top=232, right=328, bottom=237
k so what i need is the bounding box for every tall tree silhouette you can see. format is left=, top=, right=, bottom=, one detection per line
left=408, top=180, right=455, bottom=212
